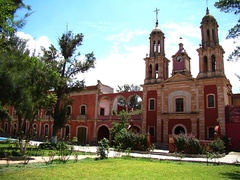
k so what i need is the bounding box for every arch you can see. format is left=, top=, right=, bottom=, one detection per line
left=149, top=98, right=155, bottom=111
left=66, top=105, right=72, bottom=116
left=97, top=125, right=110, bottom=141
left=155, top=63, right=159, bottom=78
left=80, top=104, right=86, bottom=115
left=98, top=96, right=112, bottom=116
left=33, top=123, right=37, bottom=136
left=13, top=123, right=17, bottom=137
left=77, top=126, right=87, bottom=145
left=127, top=94, right=142, bottom=111
left=149, top=64, right=152, bottom=78
left=65, top=125, right=70, bottom=138
left=44, top=124, right=49, bottom=136
left=207, top=29, right=210, bottom=46
left=172, top=124, right=187, bottom=135
left=211, top=55, right=216, bottom=72
left=204, top=56, right=208, bottom=72
left=158, top=40, right=160, bottom=53
left=153, top=40, right=156, bottom=52
left=207, top=93, right=215, bottom=108
left=168, top=91, right=191, bottom=113
left=4, top=122, right=8, bottom=134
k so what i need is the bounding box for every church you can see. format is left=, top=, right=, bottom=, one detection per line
left=1, top=7, right=240, bottom=151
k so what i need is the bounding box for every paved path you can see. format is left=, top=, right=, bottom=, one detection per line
left=0, top=146, right=239, bottom=165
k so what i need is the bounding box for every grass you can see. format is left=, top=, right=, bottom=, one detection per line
left=0, top=157, right=239, bottom=179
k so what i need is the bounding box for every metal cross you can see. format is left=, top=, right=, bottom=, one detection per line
left=154, top=8, right=160, bottom=23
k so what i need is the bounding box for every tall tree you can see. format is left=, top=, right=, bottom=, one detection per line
left=41, top=30, right=96, bottom=143
left=214, top=0, right=240, bottom=61
left=0, top=36, right=58, bottom=154
left=0, top=0, right=32, bottom=120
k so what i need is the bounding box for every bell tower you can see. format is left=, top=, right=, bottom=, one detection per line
left=197, top=8, right=225, bottom=79
left=144, top=8, right=169, bottom=84
left=172, top=40, right=192, bottom=77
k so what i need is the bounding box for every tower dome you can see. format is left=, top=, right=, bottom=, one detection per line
left=201, top=8, right=217, bottom=25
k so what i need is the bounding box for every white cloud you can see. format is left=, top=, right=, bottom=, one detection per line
left=16, top=32, right=51, bottom=56
left=17, top=29, right=240, bottom=93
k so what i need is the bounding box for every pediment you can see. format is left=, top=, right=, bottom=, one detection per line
left=164, top=73, right=193, bottom=83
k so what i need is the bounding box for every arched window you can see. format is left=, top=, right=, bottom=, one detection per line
left=66, top=106, right=71, bottom=116
left=65, top=125, right=70, bottom=138
left=207, top=94, right=215, bottom=108
left=149, top=98, right=155, bottom=111
left=44, top=124, right=49, bottom=136
left=212, top=29, right=215, bottom=43
left=155, top=63, right=159, bottom=78
left=211, top=55, right=216, bottom=72
left=204, top=56, right=208, bottom=72
left=149, top=64, right=152, bottom=78
left=158, top=40, right=160, bottom=53
left=33, top=124, right=37, bottom=136
left=153, top=40, right=156, bottom=52
left=80, top=105, right=86, bottom=115
left=207, top=29, right=210, bottom=46
left=4, top=123, right=8, bottom=133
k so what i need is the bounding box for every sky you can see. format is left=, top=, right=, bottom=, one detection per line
left=16, top=0, right=240, bottom=93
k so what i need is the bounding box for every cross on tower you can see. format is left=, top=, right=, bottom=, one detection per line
left=154, top=8, right=160, bottom=27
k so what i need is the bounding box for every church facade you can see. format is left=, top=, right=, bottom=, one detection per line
left=142, top=7, right=233, bottom=146
left=1, top=8, right=240, bottom=150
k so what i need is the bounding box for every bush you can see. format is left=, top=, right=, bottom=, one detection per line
left=114, top=129, right=147, bottom=151
left=174, top=133, right=202, bottom=154
left=209, top=138, right=225, bottom=154
left=97, top=138, right=109, bottom=159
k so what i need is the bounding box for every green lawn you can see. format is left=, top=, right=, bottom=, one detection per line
left=0, top=157, right=239, bottom=180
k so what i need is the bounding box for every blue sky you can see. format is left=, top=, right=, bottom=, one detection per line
left=17, top=0, right=240, bottom=93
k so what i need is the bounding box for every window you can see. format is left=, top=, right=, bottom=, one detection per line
left=158, top=40, right=160, bottom=53
left=80, top=105, right=86, bottom=115
left=207, top=127, right=215, bottom=139
left=33, top=124, right=37, bottom=136
left=65, top=125, right=70, bottom=138
left=149, top=99, right=155, bottom=110
left=153, top=40, right=156, bottom=52
left=66, top=106, right=71, bottom=116
left=211, top=55, right=216, bottom=72
left=155, top=63, right=159, bottom=78
left=149, top=64, right=152, bottom=78
left=148, top=126, right=155, bottom=137
left=44, top=124, right=49, bottom=136
left=100, top=108, right=105, bottom=116
left=204, top=56, right=208, bottom=72
left=207, top=94, right=215, bottom=108
left=176, top=98, right=184, bottom=112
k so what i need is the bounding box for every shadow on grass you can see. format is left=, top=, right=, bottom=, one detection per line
left=220, top=171, right=240, bottom=179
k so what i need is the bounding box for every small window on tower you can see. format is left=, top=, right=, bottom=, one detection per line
left=149, top=99, right=155, bottom=111
left=204, top=56, right=208, bottom=72
left=158, top=40, right=160, bottom=53
left=211, top=55, right=216, bottom=72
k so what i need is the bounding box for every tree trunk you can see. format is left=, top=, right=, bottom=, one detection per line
left=51, top=124, right=58, bottom=144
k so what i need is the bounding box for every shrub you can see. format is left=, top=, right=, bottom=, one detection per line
left=209, top=138, right=225, bottom=154
left=174, top=133, right=202, bottom=154
left=97, top=138, right=109, bottom=159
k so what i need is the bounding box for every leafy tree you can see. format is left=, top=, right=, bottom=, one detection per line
left=0, top=0, right=32, bottom=36
left=0, top=0, right=32, bottom=120
left=0, top=36, right=58, bottom=155
left=41, top=30, right=96, bottom=143
left=214, top=0, right=240, bottom=61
